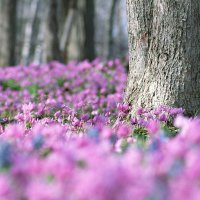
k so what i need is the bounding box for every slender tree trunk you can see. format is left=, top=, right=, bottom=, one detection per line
left=125, top=0, right=200, bottom=116
left=0, top=0, right=98, bottom=65
left=66, top=0, right=85, bottom=61
left=0, top=0, right=14, bottom=66
left=60, top=0, right=77, bottom=61
left=8, top=0, right=17, bottom=66
left=48, top=0, right=63, bottom=62
left=21, top=0, right=39, bottom=64
left=83, top=0, right=96, bottom=60
left=108, top=0, right=119, bottom=59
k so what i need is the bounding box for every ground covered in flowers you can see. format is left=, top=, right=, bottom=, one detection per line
left=0, top=59, right=199, bottom=200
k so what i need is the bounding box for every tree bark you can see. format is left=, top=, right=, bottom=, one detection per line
left=0, top=0, right=13, bottom=66
left=60, top=0, right=77, bottom=61
left=8, top=0, right=17, bottom=66
left=0, top=0, right=70, bottom=65
left=125, top=0, right=200, bottom=116
left=48, top=0, right=63, bottom=62
left=108, top=0, right=119, bottom=59
left=83, top=0, right=96, bottom=60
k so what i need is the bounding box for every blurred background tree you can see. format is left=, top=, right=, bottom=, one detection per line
left=0, top=0, right=128, bottom=66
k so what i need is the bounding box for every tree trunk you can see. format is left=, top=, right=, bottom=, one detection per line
left=83, top=0, right=96, bottom=60
left=8, top=0, right=17, bottom=66
left=60, top=0, right=77, bottom=62
left=48, top=0, right=63, bottom=62
left=125, top=0, right=200, bottom=116
left=108, top=0, right=119, bottom=59
left=0, top=0, right=73, bottom=65
left=0, top=0, right=14, bottom=66
left=66, top=0, right=85, bottom=61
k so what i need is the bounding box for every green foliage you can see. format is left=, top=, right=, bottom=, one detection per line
left=0, top=110, right=13, bottom=119
left=1, top=79, right=21, bottom=91
left=162, top=124, right=179, bottom=138
left=40, top=148, right=52, bottom=157
left=25, top=122, right=32, bottom=129
left=121, top=139, right=129, bottom=152
left=107, top=84, right=116, bottom=94
left=56, top=77, right=66, bottom=87
left=104, top=73, right=112, bottom=80
left=27, top=84, right=40, bottom=98
left=74, top=86, right=84, bottom=93
left=77, top=160, right=87, bottom=168
left=132, top=127, right=148, bottom=146
left=47, top=174, right=55, bottom=182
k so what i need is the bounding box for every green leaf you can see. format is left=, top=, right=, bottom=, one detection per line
left=162, top=124, right=179, bottom=138
left=121, top=139, right=129, bottom=152
left=40, top=148, right=52, bottom=157
left=56, top=77, right=65, bottom=87
left=132, top=127, right=148, bottom=146
left=1, top=79, right=21, bottom=91
left=26, top=84, right=40, bottom=98
left=47, top=174, right=54, bottom=182
left=77, top=160, right=87, bottom=168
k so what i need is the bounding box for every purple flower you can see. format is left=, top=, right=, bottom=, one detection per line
left=146, top=120, right=160, bottom=135
left=137, top=107, right=144, bottom=115
left=159, top=114, right=167, bottom=122
left=130, top=117, right=137, bottom=125
left=117, top=124, right=130, bottom=138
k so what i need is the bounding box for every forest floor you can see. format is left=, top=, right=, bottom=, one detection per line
left=0, top=59, right=198, bottom=199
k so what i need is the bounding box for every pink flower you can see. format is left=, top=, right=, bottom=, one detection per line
left=174, top=115, right=188, bottom=129
left=117, top=103, right=129, bottom=113
left=159, top=114, right=167, bottom=122
left=137, top=107, right=144, bottom=115
left=146, top=120, right=160, bottom=135
left=0, top=176, right=13, bottom=200
left=26, top=180, right=64, bottom=200
left=117, top=124, right=130, bottom=138
left=101, top=127, right=112, bottom=139
left=22, top=102, right=34, bottom=114
left=127, top=137, right=135, bottom=143
left=4, top=124, right=25, bottom=139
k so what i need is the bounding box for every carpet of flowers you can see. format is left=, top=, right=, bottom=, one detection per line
left=0, top=59, right=199, bottom=200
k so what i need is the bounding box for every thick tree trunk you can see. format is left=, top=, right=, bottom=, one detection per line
left=125, top=0, right=200, bottom=116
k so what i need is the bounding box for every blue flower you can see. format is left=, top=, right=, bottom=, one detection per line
left=109, top=134, right=118, bottom=144
left=0, top=140, right=12, bottom=168
left=87, top=127, right=99, bottom=142
left=32, top=134, right=44, bottom=150
left=168, top=159, right=184, bottom=177
left=148, top=139, right=160, bottom=152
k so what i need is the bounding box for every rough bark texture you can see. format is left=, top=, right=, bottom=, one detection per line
left=125, top=0, right=200, bottom=116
